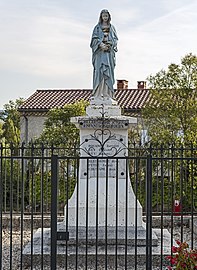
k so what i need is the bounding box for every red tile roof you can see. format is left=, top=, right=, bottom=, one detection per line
left=19, top=89, right=150, bottom=112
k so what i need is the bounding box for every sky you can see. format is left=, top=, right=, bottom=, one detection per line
left=0, top=0, right=196, bottom=109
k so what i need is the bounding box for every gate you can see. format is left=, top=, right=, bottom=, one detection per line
left=50, top=154, right=153, bottom=270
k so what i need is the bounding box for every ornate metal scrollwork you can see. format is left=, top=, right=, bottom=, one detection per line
left=79, top=106, right=129, bottom=157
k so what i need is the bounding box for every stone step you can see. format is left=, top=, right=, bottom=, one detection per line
left=23, top=227, right=172, bottom=268
left=57, top=223, right=158, bottom=246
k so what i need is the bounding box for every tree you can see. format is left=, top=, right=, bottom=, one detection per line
left=141, top=54, right=197, bottom=211
left=142, top=53, right=197, bottom=145
left=0, top=98, right=24, bottom=145
left=0, top=122, right=3, bottom=140
left=32, top=100, right=88, bottom=210
left=37, top=100, right=88, bottom=150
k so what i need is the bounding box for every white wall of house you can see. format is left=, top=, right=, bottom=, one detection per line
left=20, top=115, right=48, bottom=143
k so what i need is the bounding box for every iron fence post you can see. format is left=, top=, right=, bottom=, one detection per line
left=146, top=154, right=152, bottom=270
left=51, top=155, right=58, bottom=270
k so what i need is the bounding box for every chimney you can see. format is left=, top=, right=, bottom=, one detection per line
left=137, top=81, right=146, bottom=89
left=117, top=79, right=128, bottom=90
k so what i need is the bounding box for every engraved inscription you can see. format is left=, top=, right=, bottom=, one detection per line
left=80, top=133, right=127, bottom=178
left=79, top=119, right=129, bottom=129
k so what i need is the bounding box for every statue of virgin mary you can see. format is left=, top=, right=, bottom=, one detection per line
left=90, top=10, right=118, bottom=103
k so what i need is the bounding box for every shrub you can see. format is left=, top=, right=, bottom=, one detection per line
left=166, top=240, right=197, bottom=269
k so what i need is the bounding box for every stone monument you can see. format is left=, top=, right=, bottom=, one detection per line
left=23, top=10, right=172, bottom=269
left=61, top=9, right=155, bottom=253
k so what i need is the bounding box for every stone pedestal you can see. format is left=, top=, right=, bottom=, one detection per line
left=65, top=104, right=145, bottom=231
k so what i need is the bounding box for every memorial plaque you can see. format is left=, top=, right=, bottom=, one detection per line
left=80, top=133, right=127, bottom=178
left=79, top=118, right=129, bottom=129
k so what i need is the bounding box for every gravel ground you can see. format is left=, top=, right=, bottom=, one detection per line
left=1, top=224, right=197, bottom=270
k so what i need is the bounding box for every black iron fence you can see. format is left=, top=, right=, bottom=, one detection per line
left=0, top=144, right=197, bottom=269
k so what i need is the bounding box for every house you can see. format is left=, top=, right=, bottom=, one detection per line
left=18, top=80, right=150, bottom=143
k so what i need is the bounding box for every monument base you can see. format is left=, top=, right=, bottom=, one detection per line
left=58, top=223, right=158, bottom=246
left=23, top=222, right=173, bottom=269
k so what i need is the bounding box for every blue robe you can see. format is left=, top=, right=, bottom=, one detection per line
left=90, top=23, right=118, bottom=98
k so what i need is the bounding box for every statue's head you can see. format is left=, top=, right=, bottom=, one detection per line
left=99, top=9, right=111, bottom=24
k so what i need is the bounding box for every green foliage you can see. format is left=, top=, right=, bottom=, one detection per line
left=0, top=122, right=3, bottom=141
left=130, top=152, right=197, bottom=213
left=1, top=157, right=21, bottom=211
left=0, top=144, right=78, bottom=213
left=27, top=100, right=88, bottom=210
left=141, top=53, right=197, bottom=212
left=37, top=100, right=88, bottom=150
left=28, top=159, right=77, bottom=212
left=132, top=176, right=171, bottom=210
left=0, top=98, right=24, bottom=145
left=186, top=160, right=197, bottom=211
left=143, top=53, right=197, bottom=145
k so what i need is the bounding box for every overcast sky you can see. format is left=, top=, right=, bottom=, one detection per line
left=0, top=0, right=196, bottom=109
